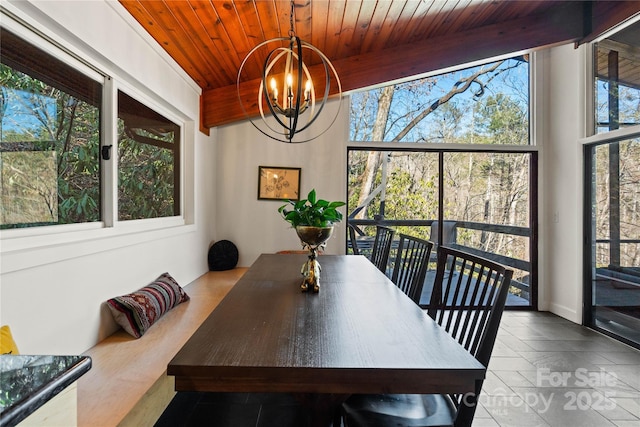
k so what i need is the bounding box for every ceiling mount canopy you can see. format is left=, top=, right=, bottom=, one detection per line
left=237, top=0, right=341, bottom=143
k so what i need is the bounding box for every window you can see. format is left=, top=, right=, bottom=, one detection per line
left=0, top=27, right=181, bottom=230
left=350, top=56, right=530, bottom=144
left=1, top=28, right=102, bottom=229
left=594, top=21, right=640, bottom=133
left=117, top=91, right=180, bottom=220
left=347, top=55, right=536, bottom=307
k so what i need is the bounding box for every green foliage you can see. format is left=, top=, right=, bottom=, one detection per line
left=55, top=97, right=101, bottom=224
left=117, top=130, right=176, bottom=220
left=474, top=93, right=527, bottom=144
left=278, top=189, right=346, bottom=228
left=385, top=170, right=438, bottom=220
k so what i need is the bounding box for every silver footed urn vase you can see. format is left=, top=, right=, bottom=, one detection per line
left=295, top=225, right=334, bottom=293
left=278, top=189, right=346, bottom=294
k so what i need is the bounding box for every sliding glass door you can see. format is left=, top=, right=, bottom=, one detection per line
left=586, top=137, right=640, bottom=348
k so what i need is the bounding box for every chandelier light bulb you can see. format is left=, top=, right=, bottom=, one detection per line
left=305, top=80, right=312, bottom=99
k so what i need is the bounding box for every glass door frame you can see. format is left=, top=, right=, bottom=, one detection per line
left=583, top=129, right=640, bottom=350
left=346, top=146, right=538, bottom=310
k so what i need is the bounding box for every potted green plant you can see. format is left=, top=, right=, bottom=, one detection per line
left=278, top=189, right=346, bottom=292
left=278, top=188, right=345, bottom=229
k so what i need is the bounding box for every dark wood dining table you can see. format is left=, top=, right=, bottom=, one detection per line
left=168, top=253, right=486, bottom=425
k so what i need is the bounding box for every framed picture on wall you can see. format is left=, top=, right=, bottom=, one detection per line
left=258, top=166, right=301, bottom=201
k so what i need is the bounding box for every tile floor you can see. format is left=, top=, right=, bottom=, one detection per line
left=476, top=311, right=640, bottom=426
left=156, top=311, right=640, bottom=427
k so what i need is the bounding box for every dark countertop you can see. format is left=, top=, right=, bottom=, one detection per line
left=0, top=355, right=92, bottom=427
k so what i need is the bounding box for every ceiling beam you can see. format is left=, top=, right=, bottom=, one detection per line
left=201, top=1, right=586, bottom=130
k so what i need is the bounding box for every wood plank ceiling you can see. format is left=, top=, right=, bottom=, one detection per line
left=119, top=1, right=640, bottom=132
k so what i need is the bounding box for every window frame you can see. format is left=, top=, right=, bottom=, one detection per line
left=582, top=16, right=640, bottom=346
left=0, top=12, right=193, bottom=272
left=591, top=27, right=640, bottom=135
left=345, top=51, right=540, bottom=309
left=1, top=28, right=104, bottom=229
left=113, top=87, right=183, bottom=223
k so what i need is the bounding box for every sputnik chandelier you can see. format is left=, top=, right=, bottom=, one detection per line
left=237, top=0, right=341, bottom=143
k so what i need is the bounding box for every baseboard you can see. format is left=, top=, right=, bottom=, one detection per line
left=548, top=302, right=580, bottom=324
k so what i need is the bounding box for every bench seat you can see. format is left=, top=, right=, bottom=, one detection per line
left=77, top=268, right=247, bottom=427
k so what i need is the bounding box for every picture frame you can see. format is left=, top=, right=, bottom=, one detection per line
left=258, top=166, right=301, bottom=201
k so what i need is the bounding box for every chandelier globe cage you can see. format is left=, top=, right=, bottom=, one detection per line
left=236, top=2, right=341, bottom=143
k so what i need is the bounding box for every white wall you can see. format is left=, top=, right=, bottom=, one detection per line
left=215, top=98, right=349, bottom=267
left=217, top=45, right=590, bottom=324
left=0, top=1, right=217, bottom=354
left=538, top=44, right=586, bottom=323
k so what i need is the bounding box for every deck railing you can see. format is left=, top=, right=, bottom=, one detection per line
left=348, top=218, right=532, bottom=303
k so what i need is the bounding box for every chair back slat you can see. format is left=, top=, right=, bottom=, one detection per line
left=390, top=234, right=433, bottom=304
left=348, top=224, right=360, bottom=255
left=370, top=226, right=395, bottom=273
left=459, top=262, right=486, bottom=351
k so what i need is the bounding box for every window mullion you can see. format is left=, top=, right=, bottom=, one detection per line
left=101, top=77, right=118, bottom=228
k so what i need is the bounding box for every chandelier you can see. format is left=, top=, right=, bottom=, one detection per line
left=237, top=1, right=341, bottom=143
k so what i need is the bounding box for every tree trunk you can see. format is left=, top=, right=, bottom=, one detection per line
left=355, top=86, right=394, bottom=219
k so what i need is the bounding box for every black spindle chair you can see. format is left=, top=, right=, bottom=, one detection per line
left=342, top=246, right=513, bottom=427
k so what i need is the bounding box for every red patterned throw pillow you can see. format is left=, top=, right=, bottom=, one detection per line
left=106, top=272, right=190, bottom=338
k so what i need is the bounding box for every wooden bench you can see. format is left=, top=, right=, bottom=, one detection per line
left=77, top=268, right=247, bottom=427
